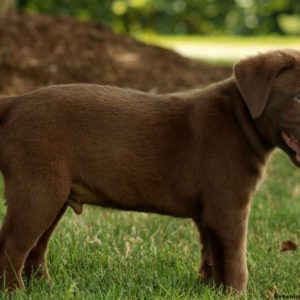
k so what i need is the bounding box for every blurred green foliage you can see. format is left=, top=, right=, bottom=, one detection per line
left=17, top=0, right=300, bottom=35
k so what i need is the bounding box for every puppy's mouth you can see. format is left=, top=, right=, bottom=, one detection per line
left=281, top=131, right=300, bottom=162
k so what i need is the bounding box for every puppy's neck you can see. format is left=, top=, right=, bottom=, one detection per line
left=217, top=78, right=274, bottom=163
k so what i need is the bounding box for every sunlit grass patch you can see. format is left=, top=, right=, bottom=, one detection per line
left=136, top=34, right=300, bottom=62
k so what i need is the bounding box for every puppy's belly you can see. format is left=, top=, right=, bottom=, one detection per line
left=68, top=183, right=202, bottom=218
left=68, top=184, right=102, bottom=214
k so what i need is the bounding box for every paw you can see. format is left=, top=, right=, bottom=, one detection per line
left=23, top=263, right=50, bottom=280
left=0, top=273, right=25, bottom=291
left=199, top=261, right=213, bottom=282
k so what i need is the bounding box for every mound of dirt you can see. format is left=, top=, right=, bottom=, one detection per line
left=0, top=13, right=231, bottom=95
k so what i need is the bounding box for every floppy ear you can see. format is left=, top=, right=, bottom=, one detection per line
left=233, top=51, right=294, bottom=119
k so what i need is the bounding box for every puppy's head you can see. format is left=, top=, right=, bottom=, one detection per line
left=234, top=49, right=300, bottom=167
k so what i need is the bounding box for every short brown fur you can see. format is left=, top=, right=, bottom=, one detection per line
left=0, top=49, right=300, bottom=292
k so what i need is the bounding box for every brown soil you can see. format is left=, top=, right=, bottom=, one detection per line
left=0, top=13, right=231, bottom=95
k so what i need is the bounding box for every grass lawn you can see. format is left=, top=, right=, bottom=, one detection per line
left=136, top=34, right=300, bottom=47
left=0, top=150, right=298, bottom=299
left=136, top=35, right=300, bottom=63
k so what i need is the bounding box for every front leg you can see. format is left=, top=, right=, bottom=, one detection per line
left=202, top=204, right=250, bottom=293
left=193, top=218, right=213, bottom=282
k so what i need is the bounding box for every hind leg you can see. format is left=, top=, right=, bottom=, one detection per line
left=23, top=204, right=68, bottom=279
left=0, top=176, right=70, bottom=290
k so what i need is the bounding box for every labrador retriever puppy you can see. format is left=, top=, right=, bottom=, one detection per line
left=0, top=49, right=299, bottom=292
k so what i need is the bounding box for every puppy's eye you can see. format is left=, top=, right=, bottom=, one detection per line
left=294, top=95, right=300, bottom=103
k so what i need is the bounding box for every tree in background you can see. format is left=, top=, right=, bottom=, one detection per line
left=15, top=0, right=300, bottom=35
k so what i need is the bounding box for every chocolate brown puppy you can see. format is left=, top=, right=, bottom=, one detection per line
left=0, top=49, right=299, bottom=292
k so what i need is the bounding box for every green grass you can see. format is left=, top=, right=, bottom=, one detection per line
left=136, top=34, right=300, bottom=64
left=136, top=34, right=300, bottom=47
left=0, top=151, right=299, bottom=299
